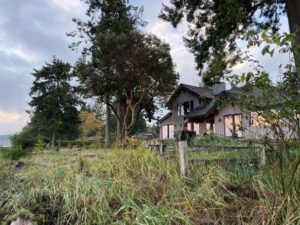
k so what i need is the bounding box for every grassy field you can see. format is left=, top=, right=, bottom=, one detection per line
left=1, top=146, right=300, bottom=225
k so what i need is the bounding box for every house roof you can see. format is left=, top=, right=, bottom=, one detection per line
left=184, top=100, right=216, bottom=119
left=161, top=83, right=273, bottom=124
left=159, top=112, right=172, bottom=123
left=167, top=83, right=213, bottom=107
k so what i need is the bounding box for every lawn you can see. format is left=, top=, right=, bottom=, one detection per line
left=0, top=146, right=300, bottom=224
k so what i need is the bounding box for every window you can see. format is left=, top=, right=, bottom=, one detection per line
left=162, top=126, right=168, bottom=139
left=250, top=112, right=268, bottom=127
left=224, top=114, right=242, bottom=137
left=162, top=125, right=175, bottom=139
left=177, top=101, right=194, bottom=116
left=206, top=123, right=215, bottom=134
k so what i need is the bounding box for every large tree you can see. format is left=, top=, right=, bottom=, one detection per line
left=160, top=0, right=300, bottom=85
left=29, top=58, right=80, bottom=148
left=70, top=0, right=143, bottom=143
left=76, top=30, right=178, bottom=141
left=71, top=0, right=178, bottom=143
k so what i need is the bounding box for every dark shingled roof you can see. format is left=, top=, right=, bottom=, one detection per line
left=162, top=84, right=268, bottom=123
left=184, top=100, right=215, bottom=119
left=167, top=83, right=213, bottom=107
left=159, top=112, right=172, bottom=123
left=181, top=84, right=214, bottom=98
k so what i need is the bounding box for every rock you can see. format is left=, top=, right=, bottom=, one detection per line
left=15, top=161, right=25, bottom=168
left=10, top=216, right=33, bottom=225
left=72, top=145, right=81, bottom=151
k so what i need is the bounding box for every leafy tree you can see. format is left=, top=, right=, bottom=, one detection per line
left=71, top=0, right=178, bottom=144
left=228, top=30, right=300, bottom=200
left=160, top=0, right=300, bottom=85
left=77, top=31, right=178, bottom=141
left=79, top=111, right=102, bottom=140
left=29, top=58, right=80, bottom=148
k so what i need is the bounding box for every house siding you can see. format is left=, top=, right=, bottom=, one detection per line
left=160, top=83, right=299, bottom=140
left=170, top=90, right=199, bottom=133
left=214, top=103, right=244, bottom=136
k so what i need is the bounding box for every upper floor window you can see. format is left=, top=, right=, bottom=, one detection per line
left=177, top=101, right=194, bottom=116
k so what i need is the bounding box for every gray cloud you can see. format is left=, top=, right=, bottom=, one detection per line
left=0, top=0, right=84, bottom=134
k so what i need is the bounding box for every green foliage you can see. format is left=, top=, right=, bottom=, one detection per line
left=192, top=135, right=249, bottom=147
left=1, top=148, right=300, bottom=224
left=160, top=0, right=297, bottom=85
left=60, top=140, right=101, bottom=148
left=10, top=124, right=38, bottom=150
left=33, top=139, right=46, bottom=152
left=29, top=57, right=81, bottom=147
left=72, top=0, right=178, bottom=140
left=228, top=30, right=300, bottom=199
left=1, top=146, right=28, bottom=160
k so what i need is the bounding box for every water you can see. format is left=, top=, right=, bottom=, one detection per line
left=0, top=135, right=11, bottom=147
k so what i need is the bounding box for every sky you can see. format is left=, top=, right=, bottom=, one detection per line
left=0, top=0, right=292, bottom=135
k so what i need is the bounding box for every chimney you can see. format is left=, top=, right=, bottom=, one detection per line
left=212, top=83, right=226, bottom=95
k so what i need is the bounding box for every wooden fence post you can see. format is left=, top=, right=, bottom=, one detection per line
left=259, top=146, right=266, bottom=166
left=178, top=141, right=189, bottom=177
left=159, top=141, right=164, bottom=156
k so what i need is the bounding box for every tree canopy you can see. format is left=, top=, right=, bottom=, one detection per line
left=71, top=0, right=178, bottom=142
left=29, top=58, right=80, bottom=147
left=160, top=0, right=300, bottom=85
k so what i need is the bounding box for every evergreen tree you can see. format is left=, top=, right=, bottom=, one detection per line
left=29, top=58, right=80, bottom=148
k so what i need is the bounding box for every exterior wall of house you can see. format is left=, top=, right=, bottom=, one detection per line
left=215, top=102, right=299, bottom=139
left=160, top=115, right=174, bottom=139
left=244, top=119, right=298, bottom=140
left=170, top=90, right=199, bottom=133
left=160, top=90, right=204, bottom=139
left=214, top=103, right=244, bottom=136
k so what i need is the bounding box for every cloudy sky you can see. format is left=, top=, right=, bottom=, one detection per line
left=0, top=0, right=292, bottom=135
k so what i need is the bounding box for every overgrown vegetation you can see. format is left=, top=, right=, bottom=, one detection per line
left=0, top=146, right=29, bottom=161
left=1, top=147, right=300, bottom=224
left=192, top=135, right=250, bottom=147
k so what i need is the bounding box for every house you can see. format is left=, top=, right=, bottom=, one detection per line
left=159, top=83, right=297, bottom=140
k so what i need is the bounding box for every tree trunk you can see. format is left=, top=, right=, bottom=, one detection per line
left=285, top=0, right=300, bottom=70
left=51, top=129, right=56, bottom=149
left=105, top=103, right=111, bottom=148
left=116, top=101, right=126, bottom=142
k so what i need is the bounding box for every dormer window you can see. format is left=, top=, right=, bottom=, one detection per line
left=178, top=100, right=194, bottom=116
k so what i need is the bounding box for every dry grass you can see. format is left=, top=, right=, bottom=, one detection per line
left=0, top=147, right=299, bottom=224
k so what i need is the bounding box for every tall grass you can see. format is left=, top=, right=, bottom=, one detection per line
left=0, top=147, right=300, bottom=224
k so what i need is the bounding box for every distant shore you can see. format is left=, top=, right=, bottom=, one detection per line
left=0, top=135, right=11, bottom=147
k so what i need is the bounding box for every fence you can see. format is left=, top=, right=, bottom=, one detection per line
left=148, top=140, right=266, bottom=177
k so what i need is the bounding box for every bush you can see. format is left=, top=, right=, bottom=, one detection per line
left=1, top=147, right=29, bottom=160
left=33, top=139, right=46, bottom=151
left=86, top=141, right=104, bottom=149
left=192, top=134, right=250, bottom=147
left=10, top=126, right=38, bottom=149
left=60, top=140, right=97, bottom=148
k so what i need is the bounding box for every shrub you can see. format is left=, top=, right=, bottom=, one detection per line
left=10, top=126, right=37, bottom=150
left=1, top=147, right=29, bottom=160
left=86, top=141, right=103, bottom=149
left=60, top=140, right=97, bottom=148
left=192, top=134, right=249, bottom=147
left=33, top=139, right=46, bottom=151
